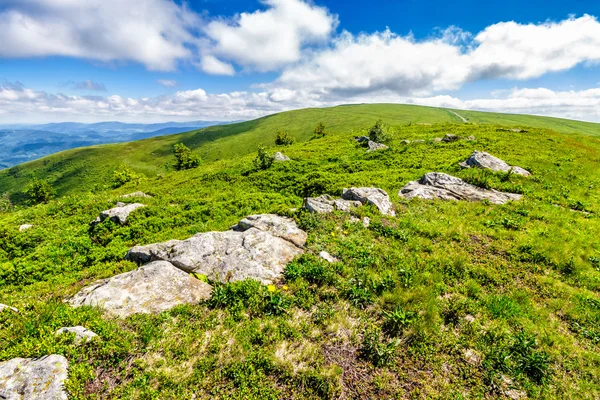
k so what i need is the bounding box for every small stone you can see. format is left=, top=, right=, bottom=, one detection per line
left=412, top=139, right=425, bottom=143
left=464, top=314, right=476, bottom=323
left=467, top=135, right=476, bottom=141
left=120, top=192, right=151, bottom=198
left=432, top=137, right=443, bottom=143
left=19, top=224, right=34, bottom=232
left=319, top=251, right=338, bottom=263
left=0, top=355, right=69, bottom=400
left=442, top=134, right=460, bottom=142
left=0, top=304, right=18, bottom=313
left=273, top=152, right=290, bottom=162
left=115, top=202, right=126, bottom=207
left=463, top=348, right=481, bottom=366
left=92, top=203, right=145, bottom=226
left=55, top=326, right=98, bottom=344
left=401, top=140, right=411, bottom=145
left=366, top=140, right=388, bottom=152
left=362, top=217, right=371, bottom=228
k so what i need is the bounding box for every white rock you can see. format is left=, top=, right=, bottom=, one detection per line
left=399, top=172, right=522, bottom=205
left=366, top=140, right=388, bottom=152
left=319, top=251, right=338, bottom=263
left=303, top=195, right=361, bottom=214
left=0, top=304, right=18, bottom=313
left=18, top=224, right=34, bottom=232
left=273, top=152, right=290, bottom=162
left=0, top=355, right=69, bottom=400
left=459, top=150, right=530, bottom=176
left=232, top=214, right=307, bottom=247
left=342, top=187, right=396, bottom=216
left=68, top=261, right=212, bottom=318
left=55, top=326, right=97, bottom=344
left=92, top=203, right=145, bottom=225
left=362, top=217, right=371, bottom=228
left=120, top=192, right=151, bottom=198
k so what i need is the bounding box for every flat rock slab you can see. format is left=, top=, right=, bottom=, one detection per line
left=399, top=172, right=522, bottom=204
left=0, top=355, right=69, bottom=400
left=68, top=261, right=212, bottom=317
left=55, top=326, right=97, bottom=344
left=92, top=203, right=145, bottom=225
left=127, top=228, right=304, bottom=285
left=342, top=187, right=396, bottom=216
left=232, top=214, right=307, bottom=247
left=303, top=195, right=362, bottom=214
left=460, top=150, right=531, bottom=176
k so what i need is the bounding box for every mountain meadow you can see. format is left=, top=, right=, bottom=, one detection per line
left=0, top=104, right=599, bottom=399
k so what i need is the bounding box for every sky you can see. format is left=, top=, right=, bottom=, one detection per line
left=1, top=0, right=600, bottom=124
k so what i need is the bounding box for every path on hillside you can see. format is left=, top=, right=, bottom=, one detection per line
left=449, top=110, right=468, bottom=123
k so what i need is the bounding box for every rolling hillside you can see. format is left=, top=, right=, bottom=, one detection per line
left=2, top=104, right=599, bottom=199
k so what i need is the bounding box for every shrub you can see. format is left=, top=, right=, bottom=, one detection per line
left=253, top=145, right=275, bottom=170
left=368, top=119, right=390, bottom=143
left=313, top=122, right=326, bottom=137
left=23, top=179, right=55, bottom=204
left=275, top=130, right=295, bottom=146
left=0, top=193, right=13, bottom=212
left=382, top=305, right=417, bottom=336
left=361, top=326, right=399, bottom=367
left=173, top=142, right=202, bottom=170
left=112, top=165, right=141, bottom=188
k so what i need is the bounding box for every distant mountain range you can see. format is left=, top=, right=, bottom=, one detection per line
left=0, top=120, right=233, bottom=169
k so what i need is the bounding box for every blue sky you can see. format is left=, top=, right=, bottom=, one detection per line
left=1, top=0, right=600, bottom=123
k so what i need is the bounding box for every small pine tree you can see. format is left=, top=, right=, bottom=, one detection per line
left=275, top=130, right=295, bottom=146
left=24, top=178, right=55, bottom=204
left=368, top=119, right=390, bottom=143
left=173, top=143, right=202, bottom=171
left=314, top=122, right=326, bottom=137
left=253, top=145, right=275, bottom=170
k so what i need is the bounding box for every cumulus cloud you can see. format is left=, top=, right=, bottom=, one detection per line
left=204, top=0, right=338, bottom=71
left=199, top=55, right=235, bottom=76
left=0, top=0, right=200, bottom=71
left=157, top=79, right=178, bottom=88
left=73, top=80, right=106, bottom=91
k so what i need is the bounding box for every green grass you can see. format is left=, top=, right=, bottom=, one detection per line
left=0, top=105, right=599, bottom=398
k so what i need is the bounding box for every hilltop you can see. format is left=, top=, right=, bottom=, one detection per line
left=1, top=104, right=600, bottom=199
left=0, top=104, right=599, bottom=399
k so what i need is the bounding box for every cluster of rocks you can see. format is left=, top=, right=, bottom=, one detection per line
left=354, top=136, right=388, bottom=152
left=399, top=172, right=522, bottom=204
left=460, top=150, right=530, bottom=176
left=304, top=187, right=395, bottom=216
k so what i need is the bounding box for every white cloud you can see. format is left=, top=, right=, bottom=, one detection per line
left=204, top=0, right=338, bottom=71
left=157, top=79, right=178, bottom=88
left=199, top=55, right=235, bottom=76
left=73, top=80, right=105, bottom=91
left=0, top=0, right=200, bottom=71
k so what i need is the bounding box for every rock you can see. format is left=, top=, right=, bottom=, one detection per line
left=510, top=128, right=525, bottom=133
left=354, top=136, right=369, bottom=143
left=319, top=251, right=338, bottom=263
left=362, top=217, right=371, bottom=228
left=467, top=135, right=476, bottom=141
left=442, top=134, right=460, bottom=142
left=120, top=191, right=151, bottom=198
left=18, top=224, right=34, bottom=232
left=126, top=229, right=303, bottom=285
left=399, top=172, right=522, bottom=204
left=303, top=195, right=361, bottom=214
left=342, top=187, right=396, bottom=216
left=412, top=139, right=425, bottom=144
left=459, top=150, right=531, bottom=176
left=0, top=355, right=69, bottom=400
left=400, top=140, right=411, bottom=145
left=232, top=214, right=307, bottom=247
left=464, top=314, right=476, bottom=323
left=273, top=152, right=290, bottom=162
left=92, top=203, right=145, bottom=225
left=366, top=140, right=388, bottom=152
left=0, top=304, right=18, bottom=313
left=68, top=261, right=212, bottom=317
left=55, top=326, right=97, bottom=344
left=432, top=138, right=443, bottom=143
left=115, top=202, right=126, bottom=207
left=501, top=376, right=527, bottom=399
left=463, top=348, right=481, bottom=366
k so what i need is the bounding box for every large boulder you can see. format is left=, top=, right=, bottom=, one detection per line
left=126, top=229, right=303, bottom=285
left=399, top=172, right=522, bottom=204
left=459, top=151, right=531, bottom=176
left=55, top=326, right=97, bottom=344
left=68, top=261, right=212, bottom=317
left=0, top=355, right=69, bottom=400
left=92, top=203, right=145, bottom=225
left=232, top=214, right=307, bottom=247
left=303, top=195, right=361, bottom=214
left=366, top=141, right=388, bottom=152
left=342, top=187, right=396, bottom=216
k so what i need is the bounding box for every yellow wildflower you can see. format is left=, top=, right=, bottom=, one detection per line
left=267, top=284, right=277, bottom=293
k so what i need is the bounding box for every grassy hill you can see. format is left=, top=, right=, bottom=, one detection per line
left=0, top=105, right=599, bottom=398
left=2, top=104, right=600, bottom=199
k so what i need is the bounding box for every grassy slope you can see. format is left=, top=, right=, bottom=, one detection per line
left=2, top=104, right=599, bottom=199
left=0, top=117, right=599, bottom=398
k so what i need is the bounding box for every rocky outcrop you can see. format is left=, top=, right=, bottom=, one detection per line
left=273, top=152, right=290, bottom=162
left=120, top=192, right=151, bottom=198
left=55, top=326, right=97, bottom=344
left=18, top=224, right=34, bottom=232
left=0, top=304, right=18, bottom=313
left=303, top=195, right=362, bottom=214
left=399, top=172, right=522, bottom=204
left=232, top=214, right=307, bottom=247
left=459, top=151, right=531, bottom=176
left=367, top=141, right=388, bottom=152
left=68, top=261, right=212, bottom=317
left=342, top=187, right=396, bottom=216
left=0, top=355, right=69, bottom=400
left=92, top=203, right=145, bottom=225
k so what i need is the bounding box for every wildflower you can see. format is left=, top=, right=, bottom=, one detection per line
left=282, top=285, right=289, bottom=291
left=267, top=284, right=277, bottom=293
